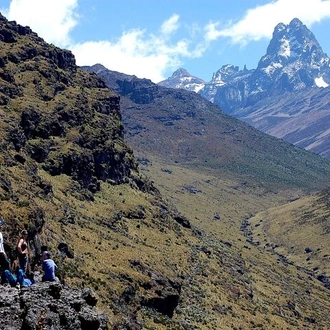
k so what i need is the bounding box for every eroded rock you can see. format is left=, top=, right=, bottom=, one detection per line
left=0, top=281, right=108, bottom=329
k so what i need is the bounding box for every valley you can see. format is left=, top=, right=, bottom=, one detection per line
left=131, top=151, right=330, bottom=329
left=85, top=61, right=330, bottom=328
left=1, top=12, right=330, bottom=329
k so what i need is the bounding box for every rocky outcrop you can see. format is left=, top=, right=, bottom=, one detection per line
left=0, top=282, right=108, bottom=330
left=0, top=12, right=141, bottom=197
left=119, top=259, right=181, bottom=319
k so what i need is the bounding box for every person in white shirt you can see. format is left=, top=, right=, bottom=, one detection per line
left=0, top=219, right=8, bottom=269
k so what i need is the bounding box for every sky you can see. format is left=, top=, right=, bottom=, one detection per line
left=1, top=0, right=330, bottom=83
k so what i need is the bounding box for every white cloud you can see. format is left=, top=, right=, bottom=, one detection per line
left=209, top=0, right=330, bottom=45
left=5, top=0, right=78, bottom=47
left=70, top=32, right=185, bottom=83
left=161, top=14, right=180, bottom=36
left=2, top=0, right=207, bottom=82
left=2, top=0, right=330, bottom=82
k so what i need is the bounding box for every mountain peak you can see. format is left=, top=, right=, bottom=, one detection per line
left=86, top=63, right=107, bottom=74
left=201, top=17, right=330, bottom=116
left=274, top=18, right=305, bottom=34
left=267, top=17, right=322, bottom=61
left=289, top=17, right=304, bottom=29
left=254, top=17, right=330, bottom=89
left=158, top=68, right=205, bottom=92
left=171, top=68, right=192, bottom=78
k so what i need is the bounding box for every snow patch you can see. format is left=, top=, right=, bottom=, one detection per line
left=192, top=84, right=205, bottom=92
left=315, top=77, right=329, bottom=88
left=264, top=62, right=282, bottom=75
left=279, top=38, right=291, bottom=58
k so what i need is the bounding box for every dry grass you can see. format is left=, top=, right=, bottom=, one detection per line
left=129, top=152, right=330, bottom=329
left=249, top=190, right=330, bottom=276
left=21, top=158, right=329, bottom=329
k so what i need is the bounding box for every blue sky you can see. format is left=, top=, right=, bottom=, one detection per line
left=1, top=0, right=330, bottom=83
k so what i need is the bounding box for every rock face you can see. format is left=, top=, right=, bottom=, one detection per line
left=0, top=12, right=140, bottom=196
left=0, top=11, right=145, bottom=255
left=0, top=282, right=108, bottom=330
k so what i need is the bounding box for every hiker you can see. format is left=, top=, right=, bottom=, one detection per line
left=0, top=219, right=9, bottom=270
left=42, top=251, right=57, bottom=282
left=1, top=268, right=34, bottom=287
left=17, top=229, right=29, bottom=274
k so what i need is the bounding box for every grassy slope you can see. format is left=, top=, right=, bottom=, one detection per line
left=114, top=74, right=330, bottom=328
left=133, top=152, right=330, bottom=329
left=249, top=188, right=330, bottom=277
left=120, top=85, right=330, bottom=194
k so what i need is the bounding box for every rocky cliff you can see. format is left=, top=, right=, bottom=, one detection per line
left=0, top=12, right=147, bottom=255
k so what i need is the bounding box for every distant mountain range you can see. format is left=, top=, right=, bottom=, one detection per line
left=83, top=62, right=330, bottom=193
left=158, top=18, right=330, bottom=159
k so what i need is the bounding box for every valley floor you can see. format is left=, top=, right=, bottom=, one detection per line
left=135, top=152, right=330, bottom=329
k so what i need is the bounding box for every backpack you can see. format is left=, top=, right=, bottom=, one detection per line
left=17, top=269, right=34, bottom=286
left=22, top=278, right=32, bottom=286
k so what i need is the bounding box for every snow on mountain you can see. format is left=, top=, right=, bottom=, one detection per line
left=159, top=18, right=330, bottom=111
left=156, top=18, right=330, bottom=160
left=207, top=18, right=330, bottom=115
left=158, top=68, right=205, bottom=93
left=315, top=76, right=329, bottom=87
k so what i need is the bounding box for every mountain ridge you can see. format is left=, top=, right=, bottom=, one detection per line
left=84, top=62, right=330, bottom=192
left=159, top=17, right=330, bottom=160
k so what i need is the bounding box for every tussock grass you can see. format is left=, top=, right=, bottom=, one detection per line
left=249, top=189, right=330, bottom=276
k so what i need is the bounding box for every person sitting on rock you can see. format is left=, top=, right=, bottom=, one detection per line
left=1, top=269, right=17, bottom=287
left=42, top=251, right=57, bottom=282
